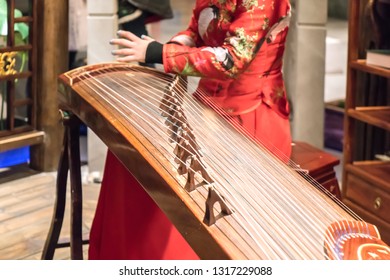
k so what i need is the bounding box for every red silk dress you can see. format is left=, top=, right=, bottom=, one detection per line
left=89, top=0, right=292, bottom=260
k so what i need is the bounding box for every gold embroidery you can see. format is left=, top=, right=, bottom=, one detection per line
left=0, top=52, right=18, bottom=76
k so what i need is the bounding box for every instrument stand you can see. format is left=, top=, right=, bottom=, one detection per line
left=41, top=110, right=86, bottom=260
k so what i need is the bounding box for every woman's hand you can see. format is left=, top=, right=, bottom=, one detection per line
left=110, top=30, right=154, bottom=63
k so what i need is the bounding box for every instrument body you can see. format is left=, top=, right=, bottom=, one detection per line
left=58, top=63, right=233, bottom=259
left=58, top=63, right=390, bottom=260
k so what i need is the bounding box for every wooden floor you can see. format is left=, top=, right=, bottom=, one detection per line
left=0, top=165, right=100, bottom=260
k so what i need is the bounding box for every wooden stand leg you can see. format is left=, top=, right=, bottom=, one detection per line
left=68, top=115, right=83, bottom=260
left=41, top=111, right=84, bottom=260
left=41, top=125, right=69, bottom=259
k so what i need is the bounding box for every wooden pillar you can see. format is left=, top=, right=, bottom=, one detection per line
left=30, top=0, right=68, bottom=171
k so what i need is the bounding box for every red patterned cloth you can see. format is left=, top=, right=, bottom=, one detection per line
left=89, top=0, right=292, bottom=260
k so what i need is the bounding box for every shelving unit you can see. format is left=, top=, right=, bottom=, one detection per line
left=0, top=0, right=44, bottom=166
left=342, top=0, right=390, bottom=244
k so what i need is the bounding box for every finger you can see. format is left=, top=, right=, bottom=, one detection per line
left=110, top=38, right=136, bottom=48
left=116, top=55, right=137, bottom=63
left=111, top=48, right=135, bottom=56
left=140, top=34, right=155, bottom=42
left=117, top=30, right=140, bottom=42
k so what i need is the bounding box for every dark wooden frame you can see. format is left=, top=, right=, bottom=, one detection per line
left=342, top=0, right=390, bottom=244
left=0, top=0, right=37, bottom=138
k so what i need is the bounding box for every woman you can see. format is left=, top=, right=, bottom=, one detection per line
left=89, top=0, right=292, bottom=260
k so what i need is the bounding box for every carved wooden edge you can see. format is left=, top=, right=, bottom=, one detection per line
left=324, top=220, right=390, bottom=260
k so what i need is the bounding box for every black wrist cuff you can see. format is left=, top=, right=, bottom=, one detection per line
left=145, top=41, right=163, bottom=64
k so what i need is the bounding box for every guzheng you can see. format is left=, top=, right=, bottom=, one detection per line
left=58, top=63, right=390, bottom=260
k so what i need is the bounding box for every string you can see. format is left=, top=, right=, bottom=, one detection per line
left=176, top=77, right=363, bottom=227
left=77, top=67, right=310, bottom=258
left=67, top=64, right=367, bottom=259
left=76, top=69, right=290, bottom=258
left=77, top=65, right=354, bottom=258
left=187, top=79, right=359, bottom=218
left=171, top=75, right=370, bottom=243
left=160, top=75, right=354, bottom=258
left=103, top=69, right=326, bottom=259
left=153, top=75, right=360, bottom=228
left=109, top=66, right=372, bottom=258
left=82, top=66, right=362, bottom=258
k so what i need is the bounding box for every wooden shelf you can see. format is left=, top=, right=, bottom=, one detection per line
left=345, top=161, right=390, bottom=192
left=0, top=130, right=45, bottom=152
left=342, top=0, right=390, bottom=247
left=350, top=59, right=390, bottom=78
left=347, top=106, right=390, bottom=131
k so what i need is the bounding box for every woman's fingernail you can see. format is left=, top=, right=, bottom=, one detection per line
left=111, top=50, right=117, bottom=55
left=117, top=30, right=122, bottom=35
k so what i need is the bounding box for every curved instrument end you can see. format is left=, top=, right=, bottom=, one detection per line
left=324, top=220, right=390, bottom=260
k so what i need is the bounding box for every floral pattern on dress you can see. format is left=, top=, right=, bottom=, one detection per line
left=163, top=0, right=291, bottom=118
left=242, top=0, right=259, bottom=10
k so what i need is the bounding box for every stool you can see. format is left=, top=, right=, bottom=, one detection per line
left=290, top=141, right=341, bottom=199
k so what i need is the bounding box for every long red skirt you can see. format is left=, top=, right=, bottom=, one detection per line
left=88, top=102, right=291, bottom=259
